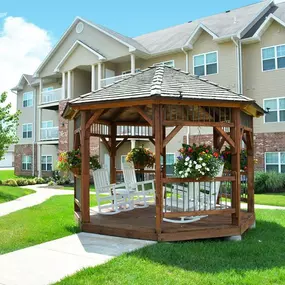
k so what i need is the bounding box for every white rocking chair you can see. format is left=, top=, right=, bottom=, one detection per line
left=92, top=168, right=134, bottom=215
left=163, top=164, right=224, bottom=223
left=122, top=162, right=155, bottom=208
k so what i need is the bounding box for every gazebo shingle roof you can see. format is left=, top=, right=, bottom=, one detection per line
left=67, top=66, right=263, bottom=116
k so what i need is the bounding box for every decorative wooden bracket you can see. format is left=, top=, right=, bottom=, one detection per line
left=101, top=137, right=111, bottom=154
left=217, top=137, right=226, bottom=152
left=133, top=106, right=153, bottom=126
left=85, top=109, right=105, bottom=130
left=116, top=137, right=128, bottom=151
left=214, top=127, right=236, bottom=149
left=163, top=126, right=183, bottom=148
left=149, top=138, right=155, bottom=146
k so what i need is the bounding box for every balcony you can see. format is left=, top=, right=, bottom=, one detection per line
left=41, top=88, right=62, bottom=104
left=40, top=127, right=59, bottom=141
left=101, top=74, right=131, bottom=88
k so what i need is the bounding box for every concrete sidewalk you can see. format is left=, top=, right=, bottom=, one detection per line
left=241, top=203, right=285, bottom=210
left=0, top=233, right=155, bottom=285
left=0, top=185, right=74, bottom=217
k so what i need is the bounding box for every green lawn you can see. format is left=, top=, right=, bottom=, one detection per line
left=0, top=170, right=18, bottom=180
left=0, top=186, right=35, bottom=204
left=255, top=193, right=285, bottom=207
left=56, top=209, right=285, bottom=285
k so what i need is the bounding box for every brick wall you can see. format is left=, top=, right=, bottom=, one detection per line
left=58, top=100, right=69, bottom=153
left=14, top=144, right=37, bottom=176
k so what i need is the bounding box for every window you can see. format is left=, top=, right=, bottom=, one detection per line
left=42, top=87, right=53, bottom=92
left=264, top=97, right=285, bottom=123
left=22, top=155, right=32, bottom=170
left=265, top=152, right=285, bottom=173
left=122, top=69, right=141, bottom=75
left=161, top=153, right=175, bottom=175
left=41, top=121, right=53, bottom=128
left=41, top=155, right=53, bottom=171
left=262, top=44, right=285, bottom=71
left=121, top=155, right=127, bottom=169
left=22, top=123, right=32, bottom=138
left=23, top=91, right=33, bottom=107
left=156, top=60, right=175, bottom=67
left=194, top=52, right=218, bottom=76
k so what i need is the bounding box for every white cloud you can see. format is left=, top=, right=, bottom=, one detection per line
left=0, top=16, right=52, bottom=112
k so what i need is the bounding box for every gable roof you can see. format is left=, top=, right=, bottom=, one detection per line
left=64, top=65, right=264, bottom=117
left=54, top=40, right=106, bottom=72
left=11, top=74, right=39, bottom=92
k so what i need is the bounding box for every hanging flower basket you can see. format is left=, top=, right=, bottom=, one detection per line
left=134, top=162, right=148, bottom=170
left=70, top=167, right=81, bottom=177
left=126, top=146, right=155, bottom=169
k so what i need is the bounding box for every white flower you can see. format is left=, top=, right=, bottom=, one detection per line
left=181, top=175, right=185, bottom=178
left=202, top=163, right=206, bottom=167
left=184, top=162, right=188, bottom=166
left=201, top=172, right=205, bottom=175
left=193, top=161, right=197, bottom=164
left=206, top=168, right=210, bottom=171
left=185, top=157, right=190, bottom=162
left=179, top=171, right=183, bottom=175
left=198, top=157, right=203, bottom=161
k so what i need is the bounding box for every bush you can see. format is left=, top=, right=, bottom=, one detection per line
left=35, top=177, right=45, bottom=184
left=48, top=180, right=56, bottom=187
left=56, top=177, right=71, bottom=186
left=4, top=179, right=18, bottom=187
left=27, top=179, right=37, bottom=185
left=255, top=171, right=285, bottom=194
left=0, top=180, right=2, bottom=185
left=15, top=179, right=29, bottom=186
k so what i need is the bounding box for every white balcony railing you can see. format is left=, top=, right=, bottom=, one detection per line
left=40, top=127, right=59, bottom=141
left=41, top=88, right=62, bottom=104
left=100, top=74, right=131, bottom=88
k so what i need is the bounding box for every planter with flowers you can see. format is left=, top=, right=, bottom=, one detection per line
left=174, top=144, right=224, bottom=179
left=126, top=146, right=155, bottom=169
left=221, top=147, right=248, bottom=171
left=57, top=149, right=101, bottom=177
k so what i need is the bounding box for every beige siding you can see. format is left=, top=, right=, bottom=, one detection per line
left=61, top=45, right=100, bottom=72
left=189, top=31, right=238, bottom=92
left=40, top=22, right=130, bottom=77
left=243, top=21, right=285, bottom=133
left=73, top=69, right=91, bottom=98
left=17, top=83, right=36, bottom=144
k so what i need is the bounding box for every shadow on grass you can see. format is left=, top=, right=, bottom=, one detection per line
left=121, top=219, right=285, bottom=274
left=0, top=192, right=17, bottom=202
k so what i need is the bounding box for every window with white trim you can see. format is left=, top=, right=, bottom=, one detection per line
left=265, top=152, right=285, bottom=173
left=41, top=155, right=53, bottom=171
left=156, top=60, right=175, bottom=67
left=41, top=121, right=53, bottom=128
left=23, top=123, right=32, bottom=138
left=23, top=91, right=33, bottom=107
left=161, top=153, right=175, bottom=175
left=262, top=44, right=285, bottom=71
left=193, top=51, right=218, bottom=76
left=264, top=97, right=285, bottom=123
left=22, top=155, right=32, bottom=170
left=122, top=69, right=141, bottom=75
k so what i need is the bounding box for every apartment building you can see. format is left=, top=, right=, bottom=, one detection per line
left=12, top=0, right=285, bottom=177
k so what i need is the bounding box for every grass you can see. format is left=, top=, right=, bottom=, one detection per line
left=0, top=169, right=34, bottom=181
left=56, top=209, right=285, bottom=285
left=255, top=193, right=285, bottom=207
left=0, top=195, right=97, bottom=254
left=0, top=186, right=35, bottom=204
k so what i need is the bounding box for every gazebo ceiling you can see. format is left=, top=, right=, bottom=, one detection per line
left=63, top=65, right=264, bottom=119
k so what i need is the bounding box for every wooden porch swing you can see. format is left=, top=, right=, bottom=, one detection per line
left=62, top=65, right=263, bottom=241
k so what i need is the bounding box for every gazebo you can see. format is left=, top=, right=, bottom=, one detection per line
left=62, top=65, right=264, bottom=242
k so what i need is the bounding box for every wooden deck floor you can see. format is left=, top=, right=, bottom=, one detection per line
left=82, top=206, right=255, bottom=241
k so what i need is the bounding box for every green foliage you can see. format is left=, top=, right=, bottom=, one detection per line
left=56, top=177, right=71, bottom=186
left=35, top=177, right=45, bottom=184
left=0, top=186, right=35, bottom=204
left=15, top=178, right=29, bottom=186
left=3, top=179, right=18, bottom=187
left=174, top=144, right=223, bottom=178
left=255, top=171, right=285, bottom=194
left=126, top=146, right=155, bottom=168
left=48, top=180, right=56, bottom=186
left=0, top=92, right=20, bottom=161
left=221, top=147, right=248, bottom=171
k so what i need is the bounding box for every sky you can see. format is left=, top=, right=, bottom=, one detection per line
left=0, top=0, right=266, bottom=111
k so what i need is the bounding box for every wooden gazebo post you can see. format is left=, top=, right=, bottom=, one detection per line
left=154, top=104, right=163, bottom=235
left=80, top=111, right=90, bottom=223
left=110, top=123, right=117, bottom=184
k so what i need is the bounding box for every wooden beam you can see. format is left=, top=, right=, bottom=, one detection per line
left=247, top=117, right=254, bottom=213
left=214, top=127, right=236, bottom=149
left=115, top=122, right=150, bottom=126
left=154, top=105, right=162, bottom=234
left=101, top=137, right=111, bottom=154
left=230, top=109, right=241, bottom=226
left=116, top=137, right=128, bottom=151
left=112, top=107, right=127, bottom=122
left=110, top=124, right=117, bottom=183
left=162, top=126, right=183, bottom=148
left=133, top=106, right=153, bottom=125
left=163, top=208, right=235, bottom=218
left=217, top=137, right=226, bottom=152
left=85, top=109, right=105, bottom=130
left=163, top=121, right=234, bottom=128
left=162, top=176, right=235, bottom=183
left=80, top=111, right=90, bottom=223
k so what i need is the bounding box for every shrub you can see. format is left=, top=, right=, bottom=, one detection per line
left=35, top=177, right=45, bottom=184
left=48, top=180, right=56, bottom=187
left=255, top=171, right=285, bottom=194
left=56, top=177, right=71, bottom=186
left=0, top=180, right=2, bottom=185
left=15, top=179, right=29, bottom=186
left=4, top=179, right=18, bottom=187
left=27, top=179, right=37, bottom=185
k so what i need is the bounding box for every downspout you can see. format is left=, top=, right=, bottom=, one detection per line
left=181, top=46, right=190, bottom=144
left=231, top=36, right=242, bottom=94
left=32, top=87, right=37, bottom=176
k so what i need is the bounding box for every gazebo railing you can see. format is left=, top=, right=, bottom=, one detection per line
left=162, top=174, right=237, bottom=219
left=116, top=169, right=155, bottom=183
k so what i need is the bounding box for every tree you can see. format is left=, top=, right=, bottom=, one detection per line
left=0, top=92, right=20, bottom=160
